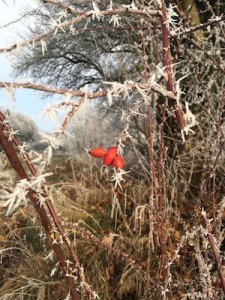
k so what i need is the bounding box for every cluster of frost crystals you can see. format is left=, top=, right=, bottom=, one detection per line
left=91, top=1, right=103, bottom=21
left=3, top=172, right=53, bottom=216
left=3, top=179, right=28, bottom=216
left=111, top=168, right=130, bottom=190
left=109, top=14, right=121, bottom=27
left=104, top=80, right=131, bottom=106
left=166, top=4, right=182, bottom=35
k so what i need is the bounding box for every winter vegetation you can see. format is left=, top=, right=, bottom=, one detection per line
left=0, top=0, right=224, bottom=299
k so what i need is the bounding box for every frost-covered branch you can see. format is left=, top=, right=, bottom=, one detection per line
left=0, top=5, right=158, bottom=54
left=160, top=1, right=186, bottom=130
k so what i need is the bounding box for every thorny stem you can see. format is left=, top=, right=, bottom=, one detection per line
left=202, top=212, right=225, bottom=294
left=0, top=81, right=107, bottom=99
left=0, top=111, right=97, bottom=299
left=179, top=15, right=225, bottom=37
left=160, top=0, right=186, bottom=129
left=0, top=80, right=177, bottom=100
left=157, top=105, right=168, bottom=283
left=0, top=113, right=79, bottom=300
left=0, top=6, right=158, bottom=54
left=55, top=97, right=85, bottom=140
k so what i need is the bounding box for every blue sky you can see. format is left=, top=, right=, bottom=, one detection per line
left=0, top=0, right=59, bottom=132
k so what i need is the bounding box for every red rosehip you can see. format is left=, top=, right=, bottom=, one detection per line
left=107, top=146, right=117, bottom=156
left=112, top=156, right=125, bottom=169
left=89, top=147, right=106, bottom=158
left=103, top=146, right=118, bottom=166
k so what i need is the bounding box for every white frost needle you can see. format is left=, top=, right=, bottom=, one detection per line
left=50, top=263, right=59, bottom=277
left=107, top=91, right=113, bottom=106
left=46, top=145, right=53, bottom=165
left=40, top=39, right=47, bottom=56
left=5, top=82, right=16, bottom=107
left=7, top=129, right=19, bottom=141
left=122, top=1, right=137, bottom=9
left=44, top=250, right=54, bottom=261
left=166, top=4, right=179, bottom=30
left=49, top=16, right=66, bottom=36
left=37, top=194, right=48, bottom=206
left=109, top=0, right=113, bottom=10
left=91, top=1, right=103, bottom=20
left=18, top=142, right=28, bottom=155
left=175, top=73, right=190, bottom=101
left=56, top=10, right=68, bottom=22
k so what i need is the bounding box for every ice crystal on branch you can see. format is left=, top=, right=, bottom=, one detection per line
left=111, top=168, right=130, bottom=190
left=3, top=171, right=53, bottom=215
left=40, top=39, right=47, bottom=56
left=91, top=1, right=103, bottom=21
left=109, top=14, right=121, bottom=27
left=18, top=142, right=28, bottom=155
left=121, top=1, right=137, bottom=10
left=28, top=172, right=53, bottom=192
left=104, top=81, right=130, bottom=100
left=4, top=179, right=29, bottom=216
left=7, top=129, right=19, bottom=141
left=166, top=4, right=179, bottom=33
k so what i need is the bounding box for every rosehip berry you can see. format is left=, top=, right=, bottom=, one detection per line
left=89, top=147, right=106, bottom=158
left=112, top=156, right=125, bottom=169
left=107, top=146, right=117, bottom=156
left=103, top=146, right=118, bottom=166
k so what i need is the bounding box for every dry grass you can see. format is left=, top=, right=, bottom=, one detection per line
left=0, top=145, right=224, bottom=299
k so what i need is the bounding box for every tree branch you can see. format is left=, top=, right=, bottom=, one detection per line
left=0, top=80, right=177, bottom=100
